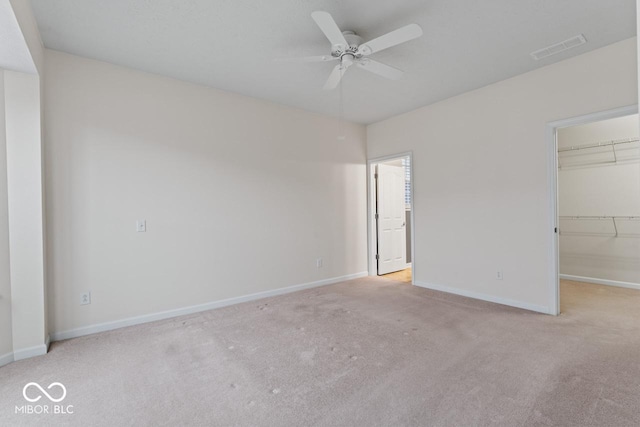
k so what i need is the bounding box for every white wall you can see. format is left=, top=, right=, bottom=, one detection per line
left=0, top=0, right=47, bottom=365
left=367, top=38, right=638, bottom=313
left=7, top=0, right=43, bottom=74
left=0, top=69, right=13, bottom=359
left=44, top=50, right=368, bottom=337
left=4, top=70, right=47, bottom=357
left=558, top=115, right=640, bottom=284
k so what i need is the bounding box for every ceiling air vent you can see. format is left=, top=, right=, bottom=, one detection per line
left=530, top=34, right=587, bottom=61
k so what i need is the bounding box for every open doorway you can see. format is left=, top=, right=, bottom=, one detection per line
left=549, top=106, right=640, bottom=314
left=368, top=153, right=414, bottom=284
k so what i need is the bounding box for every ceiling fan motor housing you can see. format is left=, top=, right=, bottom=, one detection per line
left=331, top=31, right=364, bottom=58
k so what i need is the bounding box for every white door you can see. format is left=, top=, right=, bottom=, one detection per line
left=376, top=164, right=407, bottom=275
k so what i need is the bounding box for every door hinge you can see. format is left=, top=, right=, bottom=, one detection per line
left=375, top=213, right=379, bottom=220
left=554, top=227, right=558, bottom=233
left=374, top=173, right=378, bottom=179
left=375, top=254, right=379, bottom=260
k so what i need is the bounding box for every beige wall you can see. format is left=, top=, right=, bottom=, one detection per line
left=0, top=69, right=13, bottom=359
left=44, top=50, right=368, bottom=337
left=558, top=114, right=640, bottom=284
left=367, top=38, right=638, bottom=313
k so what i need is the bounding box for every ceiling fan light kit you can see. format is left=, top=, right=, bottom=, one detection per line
left=283, top=11, right=423, bottom=90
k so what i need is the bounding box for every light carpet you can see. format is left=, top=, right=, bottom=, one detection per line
left=1, top=277, right=640, bottom=426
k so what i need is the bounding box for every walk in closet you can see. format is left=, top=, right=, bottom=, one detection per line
left=558, top=114, right=640, bottom=287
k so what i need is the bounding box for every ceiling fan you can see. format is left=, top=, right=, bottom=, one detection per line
left=281, top=11, right=423, bottom=90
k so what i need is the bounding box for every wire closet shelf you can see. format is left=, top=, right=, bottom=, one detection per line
left=559, top=216, right=640, bottom=237
left=557, top=137, right=640, bottom=168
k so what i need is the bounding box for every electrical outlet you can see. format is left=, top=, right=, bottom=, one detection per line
left=316, top=258, right=323, bottom=268
left=496, top=270, right=503, bottom=280
left=80, top=292, right=91, bottom=305
left=136, top=220, right=146, bottom=232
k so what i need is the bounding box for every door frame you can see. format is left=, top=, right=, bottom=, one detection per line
left=367, top=152, right=415, bottom=283
left=546, top=104, right=638, bottom=315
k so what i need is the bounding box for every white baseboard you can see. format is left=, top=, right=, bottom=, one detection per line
left=414, top=280, right=551, bottom=314
left=0, top=351, right=14, bottom=368
left=559, top=274, right=640, bottom=290
left=0, top=335, right=50, bottom=367
left=51, top=271, right=369, bottom=342
left=13, top=342, right=48, bottom=361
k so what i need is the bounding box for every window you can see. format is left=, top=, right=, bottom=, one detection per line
left=402, top=157, right=411, bottom=209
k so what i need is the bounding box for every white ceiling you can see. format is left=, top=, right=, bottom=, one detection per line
left=0, top=0, right=36, bottom=73
left=30, top=0, right=636, bottom=124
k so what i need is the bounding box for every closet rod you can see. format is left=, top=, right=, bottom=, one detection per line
left=557, top=137, right=639, bottom=153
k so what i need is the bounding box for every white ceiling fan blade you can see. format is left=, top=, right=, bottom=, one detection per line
left=323, top=63, right=348, bottom=90
left=275, top=55, right=338, bottom=63
left=357, top=24, right=423, bottom=56
left=357, top=59, right=404, bottom=80
left=311, top=11, right=348, bottom=49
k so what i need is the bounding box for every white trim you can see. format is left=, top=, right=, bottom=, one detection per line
left=548, top=106, right=638, bottom=130
left=546, top=104, right=638, bottom=316
left=0, top=335, right=50, bottom=367
left=414, top=280, right=551, bottom=314
left=50, top=271, right=368, bottom=342
left=545, top=121, right=560, bottom=315
left=13, top=342, right=48, bottom=361
left=367, top=152, right=415, bottom=285
left=0, top=352, right=14, bottom=368
left=560, top=274, right=640, bottom=290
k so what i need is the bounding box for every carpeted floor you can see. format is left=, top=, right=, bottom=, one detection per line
left=1, top=278, right=640, bottom=426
